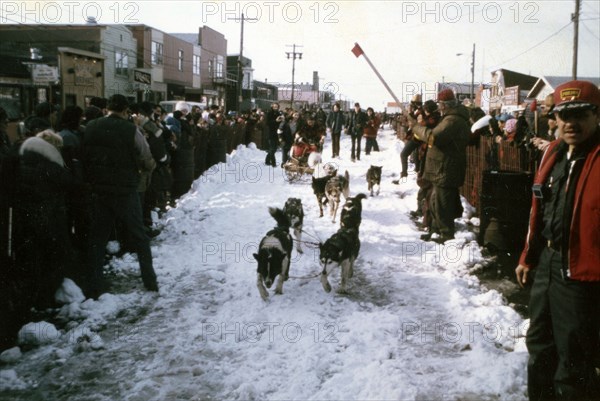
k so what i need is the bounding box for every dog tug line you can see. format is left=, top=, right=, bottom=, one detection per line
left=254, top=189, right=367, bottom=300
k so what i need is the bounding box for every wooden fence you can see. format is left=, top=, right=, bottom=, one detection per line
left=462, top=137, right=537, bottom=251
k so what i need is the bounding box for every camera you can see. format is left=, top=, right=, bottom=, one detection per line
left=532, top=183, right=547, bottom=199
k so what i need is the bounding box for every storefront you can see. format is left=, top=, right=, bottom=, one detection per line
left=58, top=47, right=104, bottom=109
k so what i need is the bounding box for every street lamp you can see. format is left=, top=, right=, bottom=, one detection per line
left=456, top=43, right=476, bottom=103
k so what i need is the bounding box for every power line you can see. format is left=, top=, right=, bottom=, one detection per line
left=490, top=22, right=573, bottom=70
left=582, top=21, right=600, bottom=41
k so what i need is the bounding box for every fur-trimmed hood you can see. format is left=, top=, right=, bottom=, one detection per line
left=19, top=136, right=65, bottom=166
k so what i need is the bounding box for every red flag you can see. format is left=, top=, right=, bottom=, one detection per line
left=351, top=43, right=364, bottom=58
left=530, top=99, right=537, bottom=112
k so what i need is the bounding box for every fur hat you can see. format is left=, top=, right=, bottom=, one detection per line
left=20, top=134, right=64, bottom=166
left=553, top=80, right=600, bottom=112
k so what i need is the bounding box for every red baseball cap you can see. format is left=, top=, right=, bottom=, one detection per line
left=553, top=80, right=600, bottom=112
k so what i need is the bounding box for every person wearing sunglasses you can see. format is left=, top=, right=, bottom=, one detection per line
left=516, top=80, right=600, bottom=400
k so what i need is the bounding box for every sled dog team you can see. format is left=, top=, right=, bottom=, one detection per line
left=254, top=161, right=383, bottom=300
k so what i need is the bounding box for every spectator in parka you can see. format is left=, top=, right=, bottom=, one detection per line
left=82, top=94, right=158, bottom=298
left=515, top=80, right=600, bottom=401
left=13, top=130, right=81, bottom=308
left=410, top=89, right=470, bottom=243
left=412, top=100, right=442, bottom=232
left=326, top=103, right=344, bottom=158
left=346, top=102, right=367, bottom=162
left=363, top=107, right=381, bottom=155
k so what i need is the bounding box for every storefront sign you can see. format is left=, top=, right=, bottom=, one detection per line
left=74, top=63, right=94, bottom=86
left=503, top=86, right=519, bottom=106
left=31, top=64, right=59, bottom=84
left=134, top=70, right=151, bottom=84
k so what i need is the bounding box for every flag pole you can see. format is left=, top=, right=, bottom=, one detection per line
left=352, top=43, right=404, bottom=112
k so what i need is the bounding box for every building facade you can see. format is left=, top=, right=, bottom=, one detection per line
left=0, top=24, right=118, bottom=115
left=129, top=25, right=201, bottom=104
left=198, top=26, right=229, bottom=109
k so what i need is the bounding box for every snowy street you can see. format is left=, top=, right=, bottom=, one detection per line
left=1, top=127, right=529, bottom=400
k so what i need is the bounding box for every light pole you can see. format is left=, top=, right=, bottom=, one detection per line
left=457, top=43, right=475, bottom=102
left=286, top=44, right=302, bottom=109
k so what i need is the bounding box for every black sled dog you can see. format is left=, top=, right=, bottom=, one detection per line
left=340, top=193, right=367, bottom=230
left=254, top=207, right=293, bottom=300
left=319, top=227, right=360, bottom=294
left=283, top=197, right=304, bottom=254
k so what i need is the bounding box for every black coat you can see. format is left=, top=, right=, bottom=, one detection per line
left=171, top=119, right=196, bottom=198
left=83, top=115, right=139, bottom=193
left=13, top=137, right=80, bottom=307
left=327, top=111, right=345, bottom=134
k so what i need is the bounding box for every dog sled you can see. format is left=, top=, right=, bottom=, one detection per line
left=282, top=142, right=319, bottom=182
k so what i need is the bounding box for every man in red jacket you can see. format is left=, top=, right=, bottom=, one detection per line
left=516, top=80, right=600, bottom=400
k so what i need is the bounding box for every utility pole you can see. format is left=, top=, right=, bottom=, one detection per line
left=456, top=43, right=476, bottom=102
left=286, top=44, right=303, bottom=109
left=228, top=13, right=257, bottom=114
left=471, top=43, right=476, bottom=103
left=572, top=0, right=581, bottom=79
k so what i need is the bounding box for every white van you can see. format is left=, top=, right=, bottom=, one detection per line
left=159, top=100, right=207, bottom=114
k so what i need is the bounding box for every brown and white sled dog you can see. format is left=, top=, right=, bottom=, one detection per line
left=366, top=165, right=382, bottom=197
left=283, top=197, right=304, bottom=254
left=324, top=170, right=350, bottom=223
left=319, top=227, right=360, bottom=294
left=254, top=207, right=293, bottom=300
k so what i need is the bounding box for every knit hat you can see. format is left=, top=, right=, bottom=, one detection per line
left=553, top=80, right=600, bottom=112
left=437, top=89, right=455, bottom=102
left=504, top=118, right=517, bottom=134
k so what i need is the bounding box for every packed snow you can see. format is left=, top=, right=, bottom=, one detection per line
left=0, top=126, right=529, bottom=400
